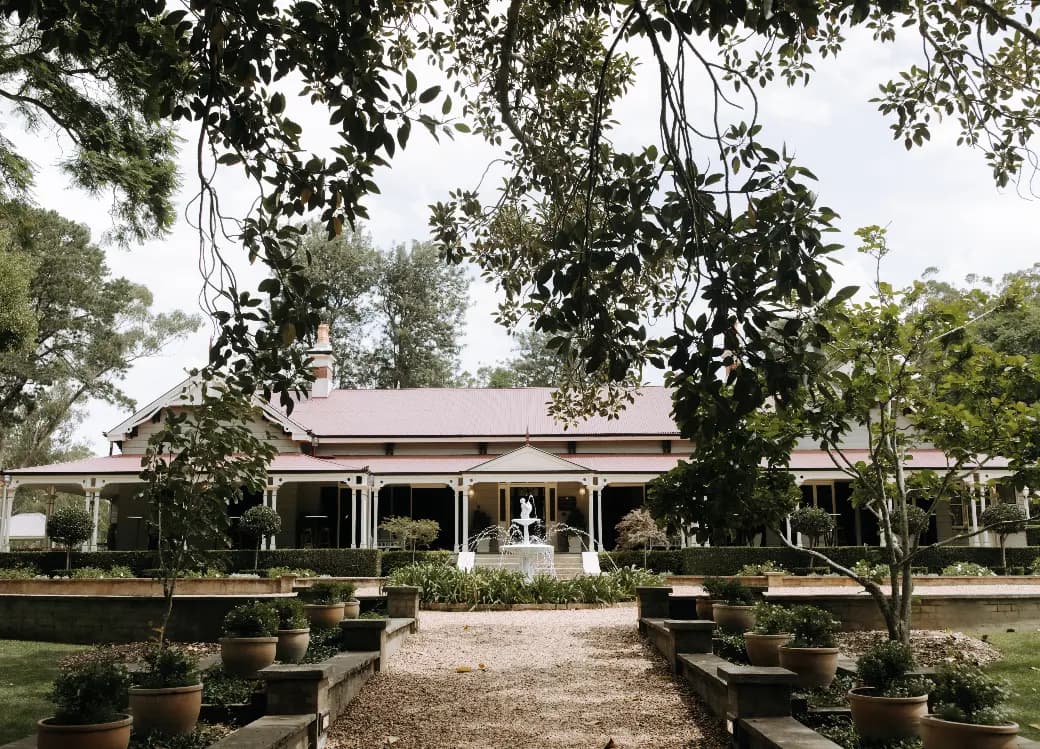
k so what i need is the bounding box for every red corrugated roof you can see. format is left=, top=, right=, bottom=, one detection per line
left=287, top=387, right=679, bottom=437
left=5, top=453, right=362, bottom=476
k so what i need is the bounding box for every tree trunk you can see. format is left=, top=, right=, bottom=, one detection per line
left=65, top=545, right=71, bottom=571
left=1001, top=538, right=1007, bottom=570
left=255, top=539, right=261, bottom=571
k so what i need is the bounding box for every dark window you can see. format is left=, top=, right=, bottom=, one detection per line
left=567, top=441, right=577, bottom=454
left=478, top=442, right=488, bottom=455
left=662, top=440, right=672, bottom=454
left=384, top=442, right=395, bottom=456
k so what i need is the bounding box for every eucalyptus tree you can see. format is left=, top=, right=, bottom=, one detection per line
left=0, top=202, right=199, bottom=453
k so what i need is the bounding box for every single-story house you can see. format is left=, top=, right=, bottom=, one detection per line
left=0, top=326, right=1029, bottom=553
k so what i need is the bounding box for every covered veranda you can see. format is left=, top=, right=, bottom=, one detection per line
left=0, top=454, right=368, bottom=553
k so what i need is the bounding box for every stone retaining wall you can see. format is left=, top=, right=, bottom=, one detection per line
left=766, top=592, right=1040, bottom=631
left=0, top=576, right=295, bottom=596
left=0, top=593, right=294, bottom=643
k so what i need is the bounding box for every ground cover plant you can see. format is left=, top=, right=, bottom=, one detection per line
left=200, top=666, right=256, bottom=708
left=387, top=564, right=662, bottom=605
left=129, top=723, right=232, bottom=749
left=0, top=640, right=87, bottom=743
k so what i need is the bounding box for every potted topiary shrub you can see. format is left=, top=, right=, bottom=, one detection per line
left=848, top=640, right=930, bottom=740
left=273, top=597, right=311, bottom=664
left=127, top=643, right=202, bottom=736
left=777, top=604, right=841, bottom=688
left=710, top=579, right=758, bottom=633
left=37, top=659, right=132, bottom=749
left=301, top=581, right=348, bottom=627
left=698, top=577, right=727, bottom=620
left=46, top=505, right=94, bottom=572
left=239, top=504, right=282, bottom=571
left=921, top=660, right=1019, bottom=749
left=220, top=600, right=279, bottom=677
left=744, top=603, right=792, bottom=666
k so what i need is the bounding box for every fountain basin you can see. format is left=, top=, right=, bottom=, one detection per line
left=500, top=543, right=555, bottom=581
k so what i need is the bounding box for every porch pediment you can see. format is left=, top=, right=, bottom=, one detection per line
left=467, top=445, right=588, bottom=474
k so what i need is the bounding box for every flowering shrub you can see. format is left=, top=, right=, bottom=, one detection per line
left=941, top=562, right=996, bottom=577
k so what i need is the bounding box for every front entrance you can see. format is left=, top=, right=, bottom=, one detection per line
left=507, top=486, right=549, bottom=541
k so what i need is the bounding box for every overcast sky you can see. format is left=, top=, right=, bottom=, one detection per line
left=10, top=29, right=1038, bottom=457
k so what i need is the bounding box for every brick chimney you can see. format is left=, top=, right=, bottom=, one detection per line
left=308, top=323, right=335, bottom=398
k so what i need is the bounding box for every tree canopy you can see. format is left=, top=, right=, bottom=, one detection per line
left=295, top=227, right=469, bottom=388
left=0, top=0, right=1034, bottom=433
left=466, top=330, right=562, bottom=388
left=0, top=202, right=199, bottom=458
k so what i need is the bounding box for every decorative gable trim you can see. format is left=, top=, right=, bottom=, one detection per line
left=104, top=375, right=311, bottom=444
left=467, top=445, right=590, bottom=474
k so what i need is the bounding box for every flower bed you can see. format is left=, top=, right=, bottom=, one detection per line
left=387, top=563, right=662, bottom=606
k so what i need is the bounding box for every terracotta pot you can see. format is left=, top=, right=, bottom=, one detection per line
left=848, top=687, right=928, bottom=739
left=712, top=603, right=756, bottom=633
left=921, top=714, right=1019, bottom=749
left=219, top=636, right=278, bottom=677
left=744, top=633, right=791, bottom=667
left=777, top=646, right=840, bottom=688
left=127, top=684, right=201, bottom=736
left=304, top=602, right=345, bottom=629
left=276, top=628, right=311, bottom=663
left=695, top=598, right=718, bottom=620
left=37, top=714, right=132, bottom=749
left=343, top=600, right=361, bottom=620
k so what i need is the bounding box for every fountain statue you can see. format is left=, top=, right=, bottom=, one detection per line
left=501, top=494, right=555, bottom=580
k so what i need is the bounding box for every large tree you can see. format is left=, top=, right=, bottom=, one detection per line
left=922, top=264, right=1040, bottom=358
left=293, top=222, right=381, bottom=387
left=296, top=228, right=468, bottom=388
left=660, top=228, right=1040, bottom=643
left=0, top=202, right=199, bottom=454
left=467, top=330, right=562, bottom=388
left=373, top=242, right=469, bottom=388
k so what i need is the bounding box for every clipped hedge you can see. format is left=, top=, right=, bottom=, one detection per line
left=0, top=548, right=380, bottom=577
left=600, top=550, right=686, bottom=575
left=600, top=546, right=1040, bottom=575
left=380, top=550, right=454, bottom=577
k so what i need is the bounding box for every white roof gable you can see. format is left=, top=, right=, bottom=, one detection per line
left=104, top=375, right=311, bottom=443
left=468, top=445, right=588, bottom=473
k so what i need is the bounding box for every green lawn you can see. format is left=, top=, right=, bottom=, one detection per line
left=0, top=639, right=87, bottom=744
left=977, top=630, right=1040, bottom=741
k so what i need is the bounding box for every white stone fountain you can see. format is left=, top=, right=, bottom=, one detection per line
left=501, top=495, right=555, bottom=581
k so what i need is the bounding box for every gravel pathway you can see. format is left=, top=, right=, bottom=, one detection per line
left=327, top=608, right=726, bottom=749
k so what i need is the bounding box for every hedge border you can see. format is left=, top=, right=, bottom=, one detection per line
left=601, top=545, right=1040, bottom=575
left=0, top=548, right=380, bottom=577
